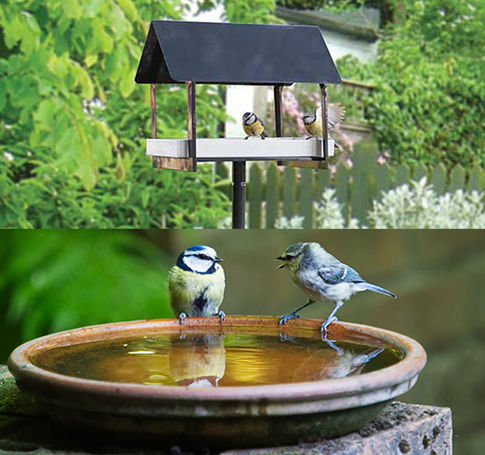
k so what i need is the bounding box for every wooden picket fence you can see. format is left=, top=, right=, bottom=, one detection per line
left=243, top=150, right=485, bottom=228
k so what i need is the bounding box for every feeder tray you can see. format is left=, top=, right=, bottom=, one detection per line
left=147, top=137, right=335, bottom=164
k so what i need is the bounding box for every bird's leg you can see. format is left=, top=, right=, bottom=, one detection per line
left=320, top=335, right=344, bottom=355
left=306, top=136, right=313, bottom=140
left=320, top=301, right=343, bottom=337
left=178, top=312, right=187, bottom=325
left=279, top=300, right=314, bottom=326
left=216, top=310, right=225, bottom=323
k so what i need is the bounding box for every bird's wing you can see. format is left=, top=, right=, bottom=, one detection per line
left=318, top=263, right=362, bottom=284
left=315, top=104, right=345, bottom=131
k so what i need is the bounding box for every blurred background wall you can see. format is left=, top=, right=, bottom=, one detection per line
left=0, top=230, right=484, bottom=453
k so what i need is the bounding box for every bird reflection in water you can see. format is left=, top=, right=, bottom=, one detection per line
left=280, top=333, right=385, bottom=381
left=168, top=333, right=226, bottom=388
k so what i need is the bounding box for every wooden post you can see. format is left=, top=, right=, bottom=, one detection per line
left=150, top=84, right=157, bottom=139
left=150, top=84, right=162, bottom=169
left=151, top=83, right=192, bottom=171
left=186, top=81, right=197, bottom=172
left=320, top=83, right=329, bottom=170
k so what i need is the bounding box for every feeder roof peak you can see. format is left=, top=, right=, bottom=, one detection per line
left=135, top=20, right=342, bottom=85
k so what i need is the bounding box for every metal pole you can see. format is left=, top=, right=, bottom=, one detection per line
left=232, top=161, right=246, bottom=229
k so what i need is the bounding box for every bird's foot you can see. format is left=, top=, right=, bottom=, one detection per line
left=279, top=311, right=300, bottom=326
left=261, top=135, right=266, bottom=140
left=279, top=332, right=301, bottom=344
left=306, top=136, right=313, bottom=140
left=321, top=334, right=344, bottom=354
left=320, top=316, right=338, bottom=337
left=178, top=312, right=187, bottom=325
left=217, top=310, right=225, bottom=323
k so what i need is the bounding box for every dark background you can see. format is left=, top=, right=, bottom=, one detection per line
left=1, top=230, right=484, bottom=452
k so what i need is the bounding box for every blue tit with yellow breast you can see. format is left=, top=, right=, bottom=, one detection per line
left=242, top=112, right=267, bottom=139
left=169, top=245, right=225, bottom=324
left=303, top=104, right=345, bottom=139
left=277, top=242, right=396, bottom=339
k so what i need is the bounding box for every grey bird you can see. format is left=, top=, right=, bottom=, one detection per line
left=276, top=242, right=396, bottom=338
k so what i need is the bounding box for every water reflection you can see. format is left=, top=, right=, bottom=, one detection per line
left=168, top=334, right=225, bottom=388
left=33, top=332, right=400, bottom=386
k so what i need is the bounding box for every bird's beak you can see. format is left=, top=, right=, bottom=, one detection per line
left=214, top=256, right=223, bottom=263
left=276, top=256, right=286, bottom=269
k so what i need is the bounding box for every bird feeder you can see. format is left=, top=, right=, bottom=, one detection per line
left=135, top=20, right=342, bottom=228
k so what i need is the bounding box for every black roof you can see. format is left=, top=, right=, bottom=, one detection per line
left=135, top=20, right=341, bottom=85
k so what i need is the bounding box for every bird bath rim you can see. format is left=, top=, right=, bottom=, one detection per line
left=8, top=316, right=426, bottom=413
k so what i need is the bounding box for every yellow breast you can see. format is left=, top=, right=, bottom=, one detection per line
left=168, top=265, right=225, bottom=317
left=243, top=120, right=265, bottom=137
left=305, top=120, right=323, bottom=138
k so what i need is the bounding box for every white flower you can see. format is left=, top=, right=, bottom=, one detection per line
left=4, top=152, right=14, bottom=161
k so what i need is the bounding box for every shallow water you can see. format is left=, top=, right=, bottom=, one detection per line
left=32, top=333, right=402, bottom=387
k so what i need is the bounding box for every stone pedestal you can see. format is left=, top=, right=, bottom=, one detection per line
left=0, top=366, right=452, bottom=454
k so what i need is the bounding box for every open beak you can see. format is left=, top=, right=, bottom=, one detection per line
left=276, top=256, right=286, bottom=269
left=214, top=256, right=223, bottom=263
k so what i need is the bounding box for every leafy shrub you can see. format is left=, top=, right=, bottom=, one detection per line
left=276, top=189, right=359, bottom=228
left=0, top=1, right=235, bottom=228
left=276, top=181, right=485, bottom=228
left=275, top=215, right=305, bottom=229
left=337, top=0, right=485, bottom=170
left=0, top=231, right=171, bottom=351
left=368, top=178, right=485, bottom=228
left=276, top=0, right=325, bottom=10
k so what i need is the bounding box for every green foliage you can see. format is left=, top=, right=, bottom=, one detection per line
left=276, top=0, right=324, bottom=10
left=368, top=178, right=485, bottom=228
left=0, top=1, right=232, bottom=227
left=276, top=181, right=485, bottom=228
left=0, top=231, right=171, bottom=346
left=196, top=0, right=280, bottom=23
left=337, top=0, right=485, bottom=170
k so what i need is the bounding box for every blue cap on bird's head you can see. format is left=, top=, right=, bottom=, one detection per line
left=242, top=112, right=256, bottom=125
left=186, top=245, right=210, bottom=253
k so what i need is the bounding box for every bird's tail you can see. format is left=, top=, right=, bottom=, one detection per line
left=363, top=283, right=396, bottom=299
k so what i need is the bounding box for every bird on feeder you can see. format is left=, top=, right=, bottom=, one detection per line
left=276, top=242, right=396, bottom=339
left=169, top=245, right=226, bottom=324
left=242, top=112, right=267, bottom=139
left=303, top=104, right=345, bottom=140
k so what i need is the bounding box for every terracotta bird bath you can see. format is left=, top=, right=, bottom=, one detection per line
left=8, top=316, right=426, bottom=449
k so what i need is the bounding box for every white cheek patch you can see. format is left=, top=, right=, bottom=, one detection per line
left=183, top=255, right=212, bottom=273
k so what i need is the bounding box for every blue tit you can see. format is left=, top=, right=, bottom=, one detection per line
left=169, top=245, right=225, bottom=324
left=303, top=104, right=345, bottom=139
left=242, top=112, right=267, bottom=139
left=276, top=242, right=396, bottom=339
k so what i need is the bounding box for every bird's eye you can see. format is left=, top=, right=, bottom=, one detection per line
left=198, top=254, right=210, bottom=260
left=286, top=254, right=295, bottom=260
